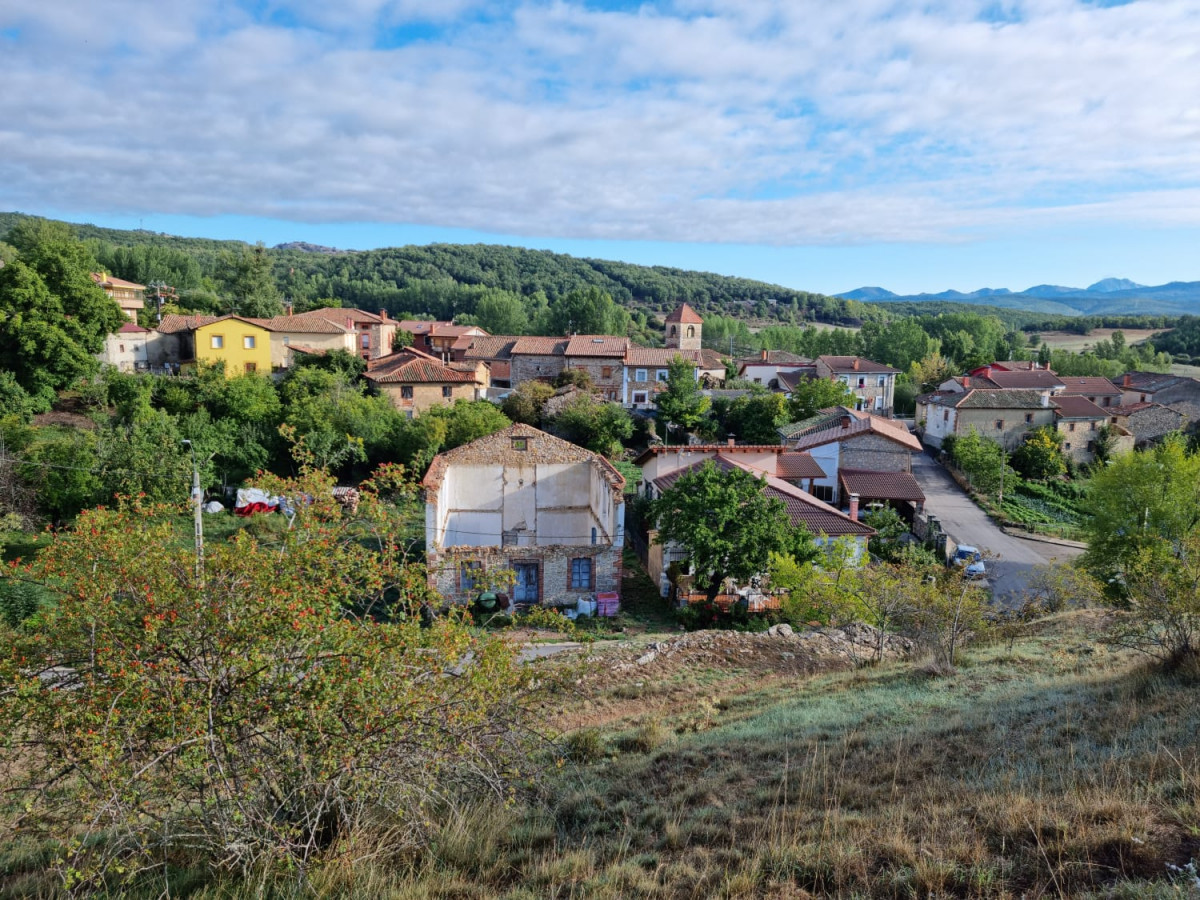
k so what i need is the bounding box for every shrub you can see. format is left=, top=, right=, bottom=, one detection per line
left=563, top=728, right=605, bottom=763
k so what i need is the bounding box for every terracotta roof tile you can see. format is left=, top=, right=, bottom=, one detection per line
left=510, top=336, right=568, bottom=356
left=624, top=347, right=702, bottom=366
left=838, top=469, right=925, bottom=502
left=664, top=302, right=703, bottom=324
left=775, top=452, right=826, bottom=480
left=1052, top=395, right=1109, bottom=419
left=564, top=335, right=630, bottom=357
left=981, top=370, right=1065, bottom=390
left=462, top=336, right=520, bottom=360
left=818, top=355, right=899, bottom=374
left=364, top=351, right=483, bottom=384
left=1056, top=376, right=1122, bottom=395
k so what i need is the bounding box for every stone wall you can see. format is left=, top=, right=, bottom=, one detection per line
left=428, top=543, right=623, bottom=606
left=511, top=353, right=566, bottom=385
left=564, top=357, right=624, bottom=401
left=840, top=432, right=915, bottom=472
left=956, top=407, right=1055, bottom=450
left=1119, top=406, right=1186, bottom=446
left=377, top=381, right=480, bottom=416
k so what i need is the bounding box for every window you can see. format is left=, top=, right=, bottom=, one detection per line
left=1090, top=421, right=1097, bottom=430
left=461, top=561, right=482, bottom=593
left=442, top=385, right=453, bottom=398
left=570, top=558, right=592, bottom=590
left=401, top=385, right=414, bottom=399
left=1087, top=441, right=1096, bottom=452
left=1102, top=397, right=1110, bottom=406
left=591, top=527, right=597, bottom=546
left=1064, top=442, right=1072, bottom=450
left=877, top=376, right=886, bottom=386
left=1069, top=423, right=1076, bottom=432
left=943, top=410, right=949, bottom=422
left=632, top=391, right=648, bottom=404
left=601, top=366, right=613, bottom=378
left=686, top=325, right=695, bottom=338
left=810, top=484, right=835, bottom=502
left=857, top=377, right=866, bottom=388
left=669, top=326, right=677, bottom=338
left=874, top=396, right=884, bottom=410
left=1024, top=413, right=1033, bottom=423
left=243, top=335, right=256, bottom=349
left=656, top=369, right=669, bottom=381
left=1140, top=394, right=1147, bottom=402
left=210, top=334, right=224, bottom=349
left=511, top=437, right=528, bottom=450
left=282, top=336, right=290, bottom=345
left=995, top=419, right=1004, bottom=429
left=119, top=344, right=125, bottom=353
left=243, top=362, right=257, bottom=374
left=635, top=368, right=647, bottom=382
left=361, top=333, right=370, bottom=349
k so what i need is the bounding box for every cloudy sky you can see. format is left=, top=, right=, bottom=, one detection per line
left=2, top=0, right=1199, bottom=294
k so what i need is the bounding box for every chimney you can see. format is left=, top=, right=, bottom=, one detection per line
left=727, top=437, right=735, bottom=447
left=849, top=493, right=860, bottom=521
left=379, top=309, right=388, bottom=320
left=761, top=348, right=768, bottom=361
left=962, top=376, right=970, bottom=388
left=1040, top=392, right=1050, bottom=407
left=1122, top=373, right=1132, bottom=388
left=346, top=316, right=354, bottom=331
left=852, top=358, right=860, bottom=371
left=285, top=300, right=293, bottom=317
left=984, top=366, right=993, bottom=378
left=840, top=414, right=852, bottom=429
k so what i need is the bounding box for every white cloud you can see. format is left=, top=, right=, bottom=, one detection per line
left=1, top=0, right=1199, bottom=245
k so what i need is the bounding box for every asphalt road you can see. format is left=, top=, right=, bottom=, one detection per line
left=910, top=450, right=1084, bottom=605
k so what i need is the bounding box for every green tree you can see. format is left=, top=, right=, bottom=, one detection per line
left=1109, top=533, right=1200, bottom=669
left=649, top=461, right=799, bottom=600
left=0, top=468, right=537, bottom=888
left=1011, top=427, right=1066, bottom=481
left=473, top=288, right=529, bottom=335
left=655, top=355, right=710, bottom=441
left=1082, top=436, right=1200, bottom=584
left=712, top=390, right=788, bottom=444
left=786, top=377, right=854, bottom=423
left=219, top=242, right=283, bottom=318
left=544, top=287, right=629, bottom=336
left=501, top=381, right=555, bottom=426
left=950, top=427, right=1016, bottom=497
left=547, top=395, right=633, bottom=458
left=422, top=400, right=511, bottom=453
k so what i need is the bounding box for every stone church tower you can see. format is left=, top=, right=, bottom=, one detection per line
left=664, top=302, right=703, bottom=351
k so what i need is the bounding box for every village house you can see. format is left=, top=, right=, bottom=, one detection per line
left=260, top=314, right=357, bottom=370
left=459, top=335, right=520, bottom=388
left=1051, top=395, right=1134, bottom=464
left=422, top=425, right=625, bottom=608
left=919, top=388, right=1057, bottom=450
left=1056, top=376, right=1123, bottom=408
left=736, top=350, right=813, bottom=387
left=939, top=368, right=1066, bottom=395
left=292, top=307, right=397, bottom=361
left=777, top=407, right=925, bottom=513
left=179, top=316, right=273, bottom=376
left=1108, top=402, right=1187, bottom=447
left=155, top=312, right=359, bottom=374
left=98, top=322, right=153, bottom=372
left=397, top=320, right=489, bottom=358
left=363, top=347, right=487, bottom=415
left=815, top=356, right=900, bottom=416
left=1116, top=372, right=1200, bottom=425
left=635, top=444, right=873, bottom=593
left=91, top=271, right=145, bottom=323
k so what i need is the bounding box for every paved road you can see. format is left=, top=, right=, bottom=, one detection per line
left=910, top=451, right=1084, bottom=605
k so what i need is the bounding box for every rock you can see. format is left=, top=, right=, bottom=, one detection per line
left=767, top=623, right=794, bottom=637
left=635, top=651, right=658, bottom=666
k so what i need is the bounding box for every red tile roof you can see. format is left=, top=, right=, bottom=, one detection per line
left=982, top=369, right=1065, bottom=390
left=157, top=314, right=219, bottom=333
left=564, top=335, right=630, bottom=357
left=364, top=351, right=483, bottom=384
left=625, top=347, right=703, bottom=367
left=91, top=272, right=145, bottom=290
left=261, top=314, right=352, bottom=334
left=510, top=336, right=568, bottom=356
left=775, top=452, right=826, bottom=480
left=115, top=322, right=151, bottom=334
left=1051, top=395, right=1110, bottom=419
left=665, top=302, right=704, bottom=324
left=1056, top=376, right=1122, bottom=396
left=782, top=410, right=921, bottom=452
left=839, top=469, right=925, bottom=502
left=818, top=355, right=899, bottom=374
left=462, top=336, right=520, bottom=360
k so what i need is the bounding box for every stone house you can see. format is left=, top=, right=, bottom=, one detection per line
left=364, top=348, right=487, bottom=416
left=1117, top=372, right=1200, bottom=425
left=815, top=356, right=900, bottom=416
left=1108, top=402, right=1186, bottom=447
left=1051, top=395, right=1134, bottom=464
left=563, top=335, right=630, bottom=401
left=422, top=425, right=626, bottom=607
left=778, top=407, right=924, bottom=508
left=396, top=320, right=489, bottom=358
left=257, top=314, right=357, bottom=370
left=736, top=350, right=813, bottom=387
left=1056, top=376, right=1123, bottom=408
left=919, top=389, right=1057, bottom=451
left=293, top=307, right=397, bottom=361
left=508, top=336, right=569, bottom=385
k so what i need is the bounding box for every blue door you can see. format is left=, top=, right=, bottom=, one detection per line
left=513, top=564, right=539, bottom=604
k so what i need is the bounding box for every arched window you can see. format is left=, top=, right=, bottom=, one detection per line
left=686, top=325, right=695, bottom=338
left=669, top=325, right=677, bottom=337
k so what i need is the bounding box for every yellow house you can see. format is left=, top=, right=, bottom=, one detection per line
left=194, top=316, right=272, bottom=377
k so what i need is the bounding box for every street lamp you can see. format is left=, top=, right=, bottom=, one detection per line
left=181, top=440, right=203, bottom=583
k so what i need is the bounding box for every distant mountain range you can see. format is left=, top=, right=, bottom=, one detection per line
left=839, top=279, right=1200, bottom=317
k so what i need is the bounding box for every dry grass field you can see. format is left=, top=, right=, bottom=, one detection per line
left=1035, top=328, right=1166, bottom=353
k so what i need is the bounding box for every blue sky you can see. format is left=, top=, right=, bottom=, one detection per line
left=3, top=1, right=1199, bottom=296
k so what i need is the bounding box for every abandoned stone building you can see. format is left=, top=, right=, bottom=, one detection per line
left=422, top=424, right=626, bottom=607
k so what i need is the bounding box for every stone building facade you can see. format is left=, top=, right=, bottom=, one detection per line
left=364, top=350, right=487, bottom=416
left=1109, top=402, right=1187, bottom=447
left=665, top=302, right=703, bottom=351
left=919, top=389, right=1057, bottom=450
left=422, top=425, right=626, bottom=607
left=1117, top=372, right=1200, bottom=425
left=815, top=356, right=900, bottom=416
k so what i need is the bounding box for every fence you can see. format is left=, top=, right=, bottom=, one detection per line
left=679, top=592, right=783, bottom=612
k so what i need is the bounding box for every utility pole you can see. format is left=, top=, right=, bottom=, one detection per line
left=181, top=440, right=203, bottom=584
